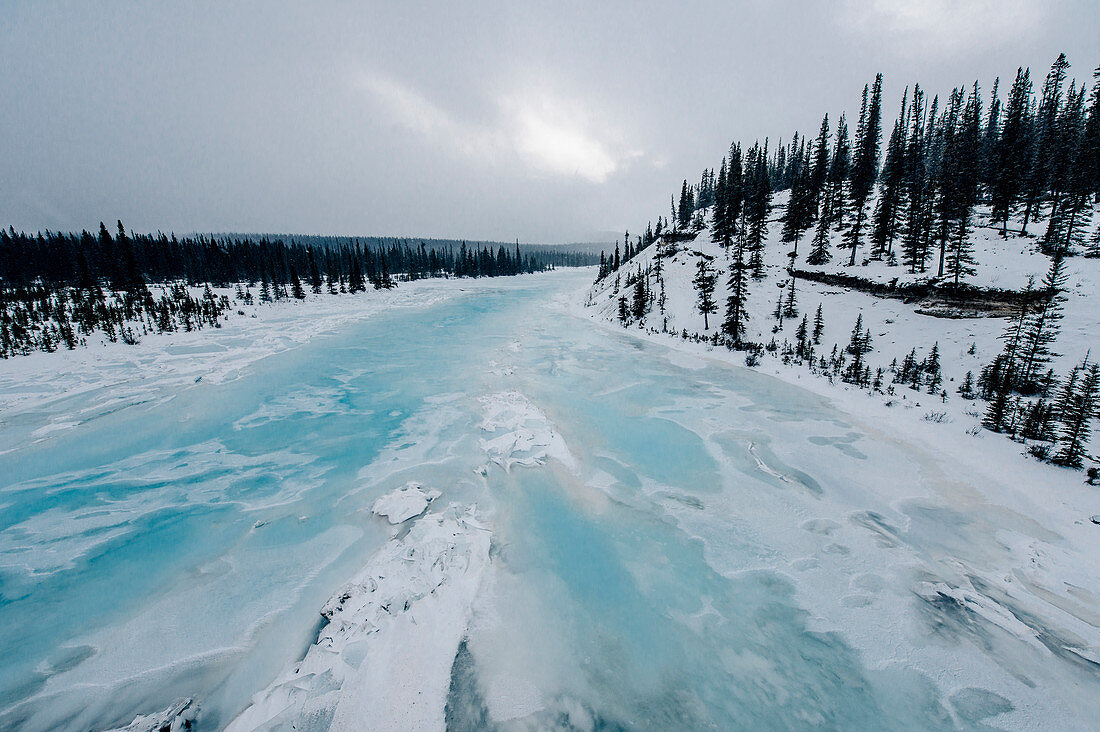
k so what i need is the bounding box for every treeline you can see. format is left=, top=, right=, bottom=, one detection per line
left=598, top=52, right=1100, bottom=470
left=603, top=52, right=1099, bottom=296
left=221, top=233, right=599, bottom=270
left=0, top=224, right=584, bottom=290
left=0, top=221, right=593, bottom=358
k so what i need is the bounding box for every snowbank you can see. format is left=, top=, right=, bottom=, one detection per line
left=226, top=505, right=490, bottom=731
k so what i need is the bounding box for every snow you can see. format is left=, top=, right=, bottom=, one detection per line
left=586, top=194, right=1100, bottom=449
left=226, top=505, right=490, bottom=731
left=371, top=482, right=442, bottom=524
left=5, top=261, right=1100, bottom=728
left=581, top=205, right=1100, bottom=726
left=0, top=278, right=468, bottom=448
left=478, top=390, right=577, bottom=471
left=105, top=698, right=195, bottom=732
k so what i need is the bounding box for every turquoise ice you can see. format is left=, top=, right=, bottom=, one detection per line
left=0, top=270, right=1096, bottom=730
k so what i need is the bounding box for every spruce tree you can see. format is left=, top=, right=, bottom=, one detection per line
left=307, top=247, right=322, bottom=293
left=844, top=313, right=872, bottom=381
left=290, top=266, right=306, bottom=299
left=745, top=141, right=772, bottom=278
left=678, top=180, right=695, bottom=229
left=845, top=75, right=884, bottom=265
left=1052, top=363, right=1098, bottom=468
left=795, top=316, right=809, bottom=358
left=825, top=114, right=851, bottom=231
left=781, top=141, right=814, bottom=254
left=808, top=115, right=831, bottom=212
left=924, top=342, right=942, bottom=393
left=991, top=68, right=1034, bottom=236
left=1021, top=54, right=1070, bottom=233
left=722, top=227, right=750, bottom=345
left=1019, top=254, right=1068, bottom=390
left=871, top=92, right=908, bottom=260
left=631, top=271, right=649, bottom=323
left=693, top=258, right=718, bottom=330
left=783, top=273, right=798, bottom=318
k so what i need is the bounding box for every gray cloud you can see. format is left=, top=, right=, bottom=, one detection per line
left=1, top=0, right=1097, bottom=242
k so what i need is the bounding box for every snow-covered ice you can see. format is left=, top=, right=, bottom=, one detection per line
left=370, top=482, right=441, bottom=524
left=105, top=698, right=195, bottom=732
left=3, top=268, right=1100, bottom=730
left=479, top=390, right=577, bottom=471
left=226, top=506, right=490, bottom=731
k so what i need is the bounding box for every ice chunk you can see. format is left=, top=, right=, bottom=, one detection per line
left=478, top=391, right=576, bottom=471
left=227, top=505, right=490, bottom=731
left=371, top=482, right=441, bottom=524
left=106, top=698, right=194, bottom=732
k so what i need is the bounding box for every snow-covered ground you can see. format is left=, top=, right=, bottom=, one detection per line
left=586, top=194, right=1100, bottom=459
left=4, top=265, right=1100, bottom=730
left=0, top=278, right=477, bottom=451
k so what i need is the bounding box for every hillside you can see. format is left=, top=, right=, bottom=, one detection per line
left=585, top=193, right=1100, bottom=472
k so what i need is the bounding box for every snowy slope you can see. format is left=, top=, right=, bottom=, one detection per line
left=586, top=194, right=1100, bottom=461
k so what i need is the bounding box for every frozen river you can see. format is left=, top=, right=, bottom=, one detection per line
left=1, top=269, right=1098, bottom=730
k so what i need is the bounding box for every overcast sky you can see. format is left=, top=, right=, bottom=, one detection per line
left=1, top=1, right=1097, bottom=243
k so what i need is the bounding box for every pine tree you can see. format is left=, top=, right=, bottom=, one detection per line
left=783, top=273, right=798, bottom=318
left=722, top=228, right=750, bottom=345
left=845, top=75, right=884, bottom=265
left=1052, top=363, right=1098, bottom=468
left=1019, top=254, right=1068, bottom=390
left=631, top=270, right=649, bottom=323
left=693, top=258, right=718, bottom=330
left=871, top=91, right=908, bottom=260
left=991, top=68, right=1034, bottom=236
left=812, top=303, right=824, bottom=345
